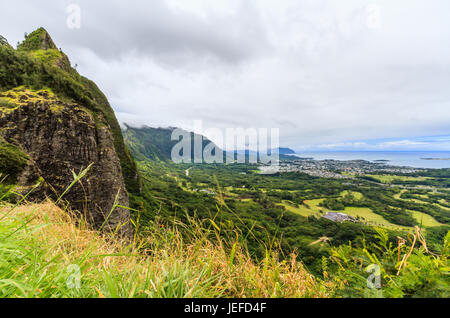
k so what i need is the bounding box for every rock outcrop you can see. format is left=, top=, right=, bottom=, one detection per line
left=0, top=28, right=138, bottom=236
left=0, top=88, right=131, bottom=235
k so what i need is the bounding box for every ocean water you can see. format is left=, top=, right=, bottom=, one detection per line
left=293, top=151, right=450, bottom=169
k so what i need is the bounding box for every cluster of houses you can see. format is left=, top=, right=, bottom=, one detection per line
left=267, top=158, right=422, bottom=179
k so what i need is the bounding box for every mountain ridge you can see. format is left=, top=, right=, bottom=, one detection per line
left=124, top=125, right=296, bottom=164
left=123, top=124, right=224, bottom=163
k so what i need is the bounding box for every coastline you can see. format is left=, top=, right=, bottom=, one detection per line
left=292, top=151, right=450, bottom=169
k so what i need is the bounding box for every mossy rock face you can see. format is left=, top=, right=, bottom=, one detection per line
left=0, top=139, right=28, bottom=183
left=0, top=97, right=17, bottom=110
left=0, top=87, right=65, bottom=117
left=0, top=89, right=132, bottom=236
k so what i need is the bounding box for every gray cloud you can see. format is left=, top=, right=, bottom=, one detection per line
left=1, top=0, right=450, bottom=150
left=1, top=0, right=270, bottom=65
left=71, top=1, right=270, bottom=66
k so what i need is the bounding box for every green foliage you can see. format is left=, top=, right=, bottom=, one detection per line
left=2, top=28, right=448, bottom=299
left=0, top=35, right=11, bottom=49
left=124, top=126, right=176, bottom=161
left=124, top=124, right=449, bottom=292
left=363, top=188, right=449, bottom=225
left=321, top=198, right=345, bottom=211
left=0, top=199, right=330, bottom=298
left=17, top=27, right=56, bottom=51
left=426, top=225, right=450, bottom=251
left=317, top=190, right=418, bottom=227
left=366, top=170, right=450, bottom=188
left=329, top=228, right=450, bottom=298
left=29, top=49, right=63, bottom=65
left=127, top=157, right=400, bottom=275
left=0, top=140, right=28, bottom=183
left=124, top=125, right=222, bottom=163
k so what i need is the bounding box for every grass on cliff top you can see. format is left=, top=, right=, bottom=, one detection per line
left=0, top=200, right=332, bottom=298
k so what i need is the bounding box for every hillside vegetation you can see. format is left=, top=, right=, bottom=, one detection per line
left=0, top=194, right=447, bottom=298
left=123, top=127, right=450, bottom=291
left=0, top=30, right=448, bottom=298
left=0, top=201, right=331, bottom=298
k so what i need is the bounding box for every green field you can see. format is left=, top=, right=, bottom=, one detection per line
left=368, top=175, right=430, bottom=184
left=279, top=198, right=409, bottom=231
left=410, top=210, right=443, bottom=227
left=340, top=207, right=410, bottom=231
left=392, top=190, right=448, bottom=225
left=341, top=171, right=357, bottom=178
left=279, top=199, right=324, bottom=217
left=340, top=190, right=363, bottom=200
left=393, top=190, right=429, bottom=204
left=435, top=203, right=450, bottom=211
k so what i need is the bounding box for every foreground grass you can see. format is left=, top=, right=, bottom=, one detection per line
left=0, top=201, right=333, bottom=298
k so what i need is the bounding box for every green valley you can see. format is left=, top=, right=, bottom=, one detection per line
left=123, top=126, right=450, bottom=282
left=0, top=25, right=448, bottom=300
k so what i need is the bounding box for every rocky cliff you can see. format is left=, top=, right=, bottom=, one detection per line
left=0, top=28, right=139, bottom=235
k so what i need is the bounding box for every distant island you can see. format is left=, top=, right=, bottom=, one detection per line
left=421, top=158, right=450, bottom=161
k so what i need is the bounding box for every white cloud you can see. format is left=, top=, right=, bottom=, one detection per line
left=298, top=136, right=450, bottom=151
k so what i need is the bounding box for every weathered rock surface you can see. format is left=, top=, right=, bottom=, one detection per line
left=0, top=88, right=132, bottom=236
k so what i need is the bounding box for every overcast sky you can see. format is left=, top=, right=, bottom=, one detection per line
left=1, top=0, right=450, bottom=151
